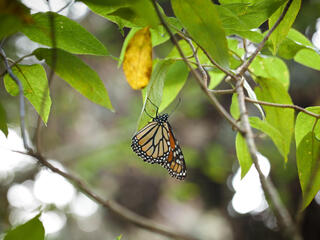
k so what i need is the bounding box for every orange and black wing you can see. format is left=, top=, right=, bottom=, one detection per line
left=131, top=121, right=171, bottom=164
left=160, top=122, right=187, bottom=180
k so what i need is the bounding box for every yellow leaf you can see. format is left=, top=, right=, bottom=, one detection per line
left=123, top=27, right=152, bottom=90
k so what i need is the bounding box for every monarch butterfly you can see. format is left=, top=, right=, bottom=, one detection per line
left=131, top=105, right=187, bottom=180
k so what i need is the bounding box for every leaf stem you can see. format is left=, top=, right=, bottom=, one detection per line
left=245, top=97, right=320, bottom=119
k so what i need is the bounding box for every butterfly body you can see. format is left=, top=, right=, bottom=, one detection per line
left=131, top=113, right=187, bottom=180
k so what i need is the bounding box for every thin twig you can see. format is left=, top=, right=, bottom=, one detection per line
left=185, top=38, right=208, bottom=87
left=151, top=0, right=243, bottom=133
left=208, top=89, right=236, bottom=94
left=170, top=58, right=215, bottom=68
left=19, top=150, right=198, bottom=240
left=245, top=97, right=320, bottom=119
left=242, top=38, right=248, bottom=60
left=0, top=53, right=34, bottom=77
left=175, top=30, right=235, bottom=77
left=0, top=47, right=31, bottom=151
left=237, top=0, right=294, bottom=76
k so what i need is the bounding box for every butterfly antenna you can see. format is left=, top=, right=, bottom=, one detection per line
left=168, top=97, right=181, bottom=118
left=146, top=97, right=159, bottom=116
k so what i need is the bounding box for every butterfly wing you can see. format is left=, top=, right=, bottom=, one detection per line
left=131, top=121, right=171, bottom=164
left=161, top=122, right=187, bottom=180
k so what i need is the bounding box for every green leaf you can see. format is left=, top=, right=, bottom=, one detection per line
left=274, top=28, right=313, bottom=59
left=216, top=5, right=250, bottom=31
left=137, top=60, right=173, bottom=130
left=159, top=61, right=189, bottom=112
left=81, top=0, right=159, bottom=29
left=216, top=4, right=266, bottom=43
left=236, top=132, right=252, bottom=178
left=228, top=38, right=244, bottom=70
left=295, top=107, right=320, bottom=148
left=172, top=0, right=229, bottom=68
left=223, top=0, right=287, bottom=29
left=287, top=28, right=313, bottom=47
left=34, top=48, right=113, bottom=110
left=294, top=49, right=320, bottom=71
left=4, top=64, right=51, bottom=123
left=269, top=0, right=301, bottom=54
left=250, top=55, right=290, bottom=89
left=0, top=101, right=8, bottom=137
left=220, top=0, right=260, bottom=3
left=0, top=14, right=23, bottom=39
left=255, top=77, right=294, bottom=162
left=295, top=108, right=320, bottom=209
left=208, top=72, right=225, bottom=90
left=4, top=214, right=44, bottom=240
left=229, top=29, right=264, bottom=43
left=22, top=12, right=108, bottom=56
left=296, top=132, right=320, bottom=209
left=230, top=93, right=240, bottom=119
left=118, top=28, right=140, bottom=68
left=249, top=117, right=287, bottom=161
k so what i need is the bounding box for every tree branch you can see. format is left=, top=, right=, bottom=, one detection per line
left=19, top=150, right=198, bottom=240
left=0, top=47, right=32, bottom=151
left=208, top=88, right=236, bottom=94
left=234, top=1, right=302, bottom=238
left=151, top=0, right=243, bottom=133
left=236, top=78, right=301, bottom=239
left=175, top=30, right=236, bottom=77
left=237, top=0, right=294, bottom=76
left=245, top=97, right=320, bottom=119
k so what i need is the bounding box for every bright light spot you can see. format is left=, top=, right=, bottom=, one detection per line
left=312, top=18, right=320, bottom=49
left=68, top=2, right=89, bottom=20
left=9, top=208, right=38, bottom=226
left=70, top=193, right=98, bottom=217
left=0, top=129, right=35, bottom=183
left=40, top=211, right=66, bottom=234
left=7, top=183, right=39, bottom=209
left=315, top=191, right=320, bottom=205
left=21, top=0, right=49, bottom=12
left=20, top=0, right=88, bottom=20
left=33, top=160, right=76, bottom=207
left=21, top=0, right=70, bottom=13
left=231, top=153, right=270, bottom=214
left=15, top=36, right=42, bottom=61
